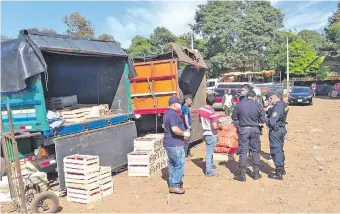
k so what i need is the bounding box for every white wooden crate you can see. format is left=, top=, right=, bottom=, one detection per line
left=65, top=171, right=99, bottom=180
left=128, top=157, right=168, bottom=177
left=67, top=187, right=102, bottom=203
left=134, top=136, right=163, bottom=151
left=64, top=165, right=99, bottom=174
left=67, top=190, right=102, bottom=204
left=144, top=133, right=164, bottom=141
left=101, top=186, right=113, bottom=198
left=66, top=181, right=100, bottom=190
left=63, top=154, right=99, bottom=166
left=100, top=176, right=112, bottom=185
left=127, top=147, right=167, bottom=165
left=100, top=166, right=111, bottom=175
left=101, top=180, right=113, bottom=190
left=65, top=174, right=99, bottom=184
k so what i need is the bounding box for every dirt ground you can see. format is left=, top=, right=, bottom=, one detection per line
left=2, top=98, right=340, bottom=213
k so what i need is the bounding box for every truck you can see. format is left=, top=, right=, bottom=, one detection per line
left=131, top=43, right=208, bottom=143
left=1, top=30, right=138, bottom=189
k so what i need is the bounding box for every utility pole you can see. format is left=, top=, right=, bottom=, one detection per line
left=191, top=31, right=194, bottom=50
left=286, top=37, right=289, bottom=91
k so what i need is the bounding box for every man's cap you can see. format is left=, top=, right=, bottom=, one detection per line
left=168, top=96, right=181, bottom=105
left=266, top=91, right=276, bottom=98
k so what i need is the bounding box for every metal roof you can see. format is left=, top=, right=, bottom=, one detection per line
left=22, top=29, right=127, bottom=57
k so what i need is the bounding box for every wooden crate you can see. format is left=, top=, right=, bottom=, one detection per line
left=67, top=187, right=102, bottom=204
left=128, top=157, right=168, bottom=177
left=127, top=147, right=167, bottom=165
left=59, top=105, right=108, bottom=123
left=66, top=181, right=100, bottom=190
left=134, top=136, right=163, bottom=151
left=65, top=171, right=99, bottom=181
left=101, top=186, right=114, bottom=198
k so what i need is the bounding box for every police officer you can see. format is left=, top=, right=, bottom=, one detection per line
left=232, top=90, right=266, bottom=182
left=265, top=91, right=289, bottom=180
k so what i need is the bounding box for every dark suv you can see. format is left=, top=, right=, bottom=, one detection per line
left=316, top=84, right=335, bottom=96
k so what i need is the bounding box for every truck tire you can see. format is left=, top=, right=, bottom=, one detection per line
left=30, top=191, right=59, bottom=213
left=1, top=157, right=7, bottom=177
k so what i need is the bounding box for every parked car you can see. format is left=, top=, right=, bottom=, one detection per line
left=288, top=86, right=313, bottom=105
left=216, top=82, right=261, bottom=96
left=207, top=78, right=219, bottom=91
left=316, top=84, right=335, bottom=96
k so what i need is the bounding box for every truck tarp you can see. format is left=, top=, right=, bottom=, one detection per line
left=1, top=29, right=136, bottom=93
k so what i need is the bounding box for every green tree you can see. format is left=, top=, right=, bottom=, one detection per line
left=325, top=2, right=340, bottom=45
left=63, top=12, right=95, bottom=39
left=1, top=35, right=11, bottom=41
left=150, top=27, right=176, bottom=54
left=297, top=30, right=328, bottom=52
left=284, top=39, right=322, bottom=75
left=175, top=33, right=192, bottom=47
left=97, top=34, right=115, bottom=42
left=326, top=22, right=340, bottom=44
left=316, top=66, right=330, bottom=80
left=128, top=35, right=152, bottom=57
left=193, top=1, right=284, bottom=77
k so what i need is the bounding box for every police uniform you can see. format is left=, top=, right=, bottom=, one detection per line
left=231, top=97, right=266, bottom=181
left=266, top=95, right=289, bottom=180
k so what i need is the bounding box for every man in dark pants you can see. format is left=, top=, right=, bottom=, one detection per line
left=163, top=96, right=191, bottom=194
left=181, top=94, right=193, bottom=157
left=265, top=91, right=289, bottom=180
left=232, top=91, right=266, bottom=182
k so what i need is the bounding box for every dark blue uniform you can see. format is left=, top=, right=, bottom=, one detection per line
left=266, top=101, right=289, bottom=178
left=232, top=98, right=266, bottom=180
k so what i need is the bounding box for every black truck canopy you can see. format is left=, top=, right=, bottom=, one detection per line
left=1, top=29, right=136, bottom=92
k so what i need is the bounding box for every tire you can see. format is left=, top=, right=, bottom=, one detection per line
left=30, top=191, right=59, bottom=213
left=1, top=157, right=7, bottom=177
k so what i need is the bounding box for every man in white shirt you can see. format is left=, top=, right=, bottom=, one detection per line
left=222, top=88, right=233, bottom=116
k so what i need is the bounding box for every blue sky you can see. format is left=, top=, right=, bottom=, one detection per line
left=1, top=1, right=338, bottom=48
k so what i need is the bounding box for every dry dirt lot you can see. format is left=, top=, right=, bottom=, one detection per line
left=2, top=98, right=340, bottom=213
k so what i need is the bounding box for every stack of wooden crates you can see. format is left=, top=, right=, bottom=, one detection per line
left=64, top=155, right=113, bottom=204
left=128, top=134, right=168, bottom=176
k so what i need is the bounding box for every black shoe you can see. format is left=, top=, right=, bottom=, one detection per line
left=268, top=169, right=283, bottom=180
left=234, top=172, right=246, bottom=182
left=252, top=168, right=262, bottom=180
left=282, top=169, right=286, bottom=175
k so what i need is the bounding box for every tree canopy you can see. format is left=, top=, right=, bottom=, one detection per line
left=63, top=12, right=95, bottom=39
left=97, top=34, right=115, bottom=42
left=297, top=30, right=328, bottom=52
left=193, top=1, right=284, bottom=76
left=128, top=35, right=152, bottom=57
left=150, top=27, right=176, bottom=54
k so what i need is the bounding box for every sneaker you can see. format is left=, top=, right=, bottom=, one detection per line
left=205, top=171, right=218, bottom=177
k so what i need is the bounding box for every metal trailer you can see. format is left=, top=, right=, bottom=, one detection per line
left=131, top=43, right=208, bottom=143
left=1, top=30, right=138, bottom=189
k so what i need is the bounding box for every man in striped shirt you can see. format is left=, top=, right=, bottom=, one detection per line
left=199, top=94, right=222, bottom=176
